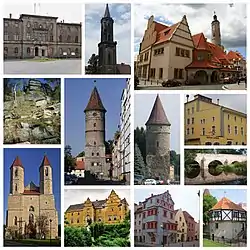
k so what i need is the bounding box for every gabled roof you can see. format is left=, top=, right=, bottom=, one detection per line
left=226, top=50, right=243, bottom=61
left=183, top=211, right=194, bottom=222
left=40, top=155, right=51, bottom=167
left=11, top=156, right=23, bottom=168
left=155, top=22, right=180, bottom=45
left=84, top=87, right=106, bottom=112
left=211, top=197, right=245, bottom=211
left=192, top=33, right=210, bottom=50
left=92, top=200, right=106, bottom=208
left=154, top=21, right=168, bottom=33
left=66, top=203, right=84, bottom=212
left=146, top=95, right=171, bottom=126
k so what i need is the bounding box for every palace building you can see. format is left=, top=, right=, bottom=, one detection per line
left=6, top=156, right=58, bottom=239
left=4, top=13, right=81, bottom=59
left=65, top=190, right=129, bottom=226
left=137, top=13, right=246, bottom=84
left=185, top=94, right=247, bottom=145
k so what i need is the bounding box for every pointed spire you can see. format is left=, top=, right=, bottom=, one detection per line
left=40, top=155, right=51, bottom=167
left=84, top=86, right=106, bottom=112
left=11, top=156, right=24, bottom=168
left=104, top=4, right=111, bottom=18
left=146, top=95, right=171, bottom=126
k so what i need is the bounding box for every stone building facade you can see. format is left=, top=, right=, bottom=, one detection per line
left=4, top=13, right=81, bottom=59
left=65, top=190, right=129, bottom=226
left=145, top=95, right=171, bottom=181
left=6, top=156, right=58, bottom=239
left=84, top=87, right=109, bottom=176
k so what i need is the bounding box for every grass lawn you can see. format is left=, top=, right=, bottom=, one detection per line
left=18, top=239, right=61, bottom=246
left=203, top=239, right=230, bottom=247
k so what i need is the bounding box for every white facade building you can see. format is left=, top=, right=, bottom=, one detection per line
left=119, top=78, right=131, bottom=183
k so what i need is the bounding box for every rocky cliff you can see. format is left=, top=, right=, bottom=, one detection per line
left=4, top=80, right=61, bottom=144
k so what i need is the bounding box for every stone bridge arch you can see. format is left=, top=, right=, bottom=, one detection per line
left=185, top=153, right=247, bottom=184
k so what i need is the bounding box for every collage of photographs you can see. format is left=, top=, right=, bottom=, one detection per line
left=0, top=0, right=248, bottom=249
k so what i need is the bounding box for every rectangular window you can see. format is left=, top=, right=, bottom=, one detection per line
left=176, top=47, right=180, bottom=56
left=159, top=68, right=163, bottom=79
left=191, top=128, right=194, bottom=134
left=241, top=127, right=243, bottom=135
left=212, top=117, right=215, bottom=122
left=202, top=128, right=205, bottom=136
left=191, top=117, right=194, bottom=124
left=212, top=126, right=216, bottom=134
left=181, top=49, right=184, bottom=57
left=215, top=223, right=219, bottom=229
left=187, top=109, right=190, bottom=115
left=174, top=68, right=178, bottom=79
left=235, top=126, right=238, bottom=135
left=228, top=125, right=231, bottom=134
left=187, top=128, right=189, bottom=135
left=234, top=116, right=237, bottom=121
left=192, top=107, right=194, bottom=114
left=187, top=118, right=190, bottom=125
left=179, top=69, right=183, bottom=79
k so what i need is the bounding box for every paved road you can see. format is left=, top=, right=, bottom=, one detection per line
left=135, top=241, right=199, bottom=247
left=4, top=240, right=37, bottom=247
left=136, top=81, right=246, bottom=90
left=74, top=178, right=127, bottom=185
left=4, top=59, right=81, bottom=74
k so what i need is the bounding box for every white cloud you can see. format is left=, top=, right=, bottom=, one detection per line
left=85, top=4, right=131, bottom=65
left=134, top=3, right=246, bottom=54
left=64, top=189, right=131, bottom=212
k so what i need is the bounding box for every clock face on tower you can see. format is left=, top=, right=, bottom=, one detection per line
left=93, top=112, right=97, bottom=117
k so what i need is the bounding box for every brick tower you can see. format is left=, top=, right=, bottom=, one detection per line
left=145, top=95, right=171, bottom=181
left=98, top=4, right=117, bottom=74
left=84, top=86, right=107, bottom=175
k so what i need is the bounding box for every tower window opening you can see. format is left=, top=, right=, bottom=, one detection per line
left=45, top=167, right=48, bottom=176
left=157, top=141, right=159, bottom=147
left=15, top=169, right=18, bottom=177
left=15, top=184, right=17, bottom=191
left=94, top=123, right=96, bottom=127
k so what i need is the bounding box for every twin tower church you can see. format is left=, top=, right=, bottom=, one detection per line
left=6, top=155, right=58, bottom=239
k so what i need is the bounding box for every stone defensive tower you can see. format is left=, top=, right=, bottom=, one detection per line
left=84, top=86, right=107, bottom=175
left=211, top=12, right=221, bottom=47
left=98, top=4, right=117, bottom=74
left=145, top=95, right=171, bottom=181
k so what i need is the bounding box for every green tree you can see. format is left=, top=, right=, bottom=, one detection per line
left=134, top=143, right=147, bottom=177
left=64, top=145, right=76, bottom=173
left=77, top=151, right=85, bottom=157
left=85, top=54, right=99, bottom=74
left=64, top=227, right=92, bottom=247
left=134, top=127, right=146, bottom=162
left=203, top=194, right=217, bottom=225
left=105, top=140, right=114, bottom=154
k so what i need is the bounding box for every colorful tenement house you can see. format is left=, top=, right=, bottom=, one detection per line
left=208, top=196, right=247, bottom=241
left=134, top=191, right=177, bottom=246
left=65, top=190, right=129, bottom=226
left=6, top=156, right=58, bottom=239
left=185, top=94, right=247, bottom=145
left=136, top=13, right=246, bottom=84
left=97, top=4, right=131, bottom=74
left=145, top=95, right=171, bottom=181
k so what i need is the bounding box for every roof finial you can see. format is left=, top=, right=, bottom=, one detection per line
left=104, top=3, right=111, bottom=18
left=94, top=79, right=97, bottom=87
left=214, top=11, right=216, bottom=15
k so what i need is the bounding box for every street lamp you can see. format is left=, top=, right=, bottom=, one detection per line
left=160, top=224, right=164, bottom=246
left=49, top=219, right=52, bottom=245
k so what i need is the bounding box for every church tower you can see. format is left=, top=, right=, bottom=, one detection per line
left=145, top=95, right=171, bottom=181
left=84, top=86, right=107, bottom=175
left=10, top=156, right=24, bottom=194
left=211, top=12, right=221, bottom=46
left=39, top=155, right=53, bottom=194
left=98, top=4, right=117, bottom=74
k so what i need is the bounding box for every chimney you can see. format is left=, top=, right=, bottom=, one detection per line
left=9, top=13, right=12, bottom=19
left=151, top=193, right=153, bottom=197
left=217, top=99, right=219, bottom=105
left=63, top=20, right=64, bottom=23
left=186, top=94, right=189, bottom=102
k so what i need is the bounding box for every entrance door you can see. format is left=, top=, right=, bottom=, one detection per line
left=42, top=49, right=45, bottom=56
left=212, top=234, right=214, bottom=241
left=35, top=47, right=39, bottom=56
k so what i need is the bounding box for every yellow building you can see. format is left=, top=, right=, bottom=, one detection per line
left=175, top=209, right=188, bottom=242
left=185, top=95, right=247, bottom=145
left=65, top=190, right=129, bottom=226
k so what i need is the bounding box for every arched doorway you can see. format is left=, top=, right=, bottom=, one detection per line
left=208, top=160, right=223, bottom=176
left=35, top=47, right=39, bottom=56
left=205, top=142, right=212, bottom=145
left=213, top=142, right=220, bottom=145
left=211, top=71, right=218, bottom=83
left=185, top=160, right=200, bottom=178
left=194, top=70, right=208, bottom=84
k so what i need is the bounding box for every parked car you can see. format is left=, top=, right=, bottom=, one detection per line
left=134, top=174, right=144, bottom=185
left=144, top=179, right=157, bottom=185
left=162, top=79, right=182, bottom=87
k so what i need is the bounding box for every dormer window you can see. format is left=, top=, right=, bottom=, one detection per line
left=164, top=30, right=170, bottom=35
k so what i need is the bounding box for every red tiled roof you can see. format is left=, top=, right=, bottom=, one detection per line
left=155, top=22, right=179, bottom=45
left=40, top=155, right=51, bottom=166
left=11, top=156, right=23, bottom=168
left=23, top=190, right=40, bottom=195
left=84, top=87, right=106, bottom=112
left=154, top=21, right=168, bottom=33
left=75, top=160, right=85, bottom=170
left=192, top=33, right=210, bottom=50
left=207, top=42, right=230, bottom=64
left=186, top=60, right=221, bottom=69
left=211, top=197, right=245, bottom=211
left=227, top=50, right=242, bottom=61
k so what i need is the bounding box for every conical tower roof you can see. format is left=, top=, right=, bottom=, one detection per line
left=203, top=189, right=211, bottom=196
left=211, top=197, right=245, bottom=211
left=104, top=4, right=111, bottom=18
left=11, top=156, right=24, bottom=168
left=40, top=155, right=51, bottom=167
left=146, top=95, right=171, bottom=126
left=84, top=87, right=106, bottom=112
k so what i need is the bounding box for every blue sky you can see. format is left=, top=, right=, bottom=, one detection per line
left=134, top=4, right=246, bottom=58
left=208, top=189, right=247, bottom=204
left=65, top=78, right=127, bottom=156
left=135, top=94, right=180, bottom=153
left=135, top=187, right=200, bottom=222
left=85, top=3, right=131, bottom=65
left=4, top=148, right=61, bottom=224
